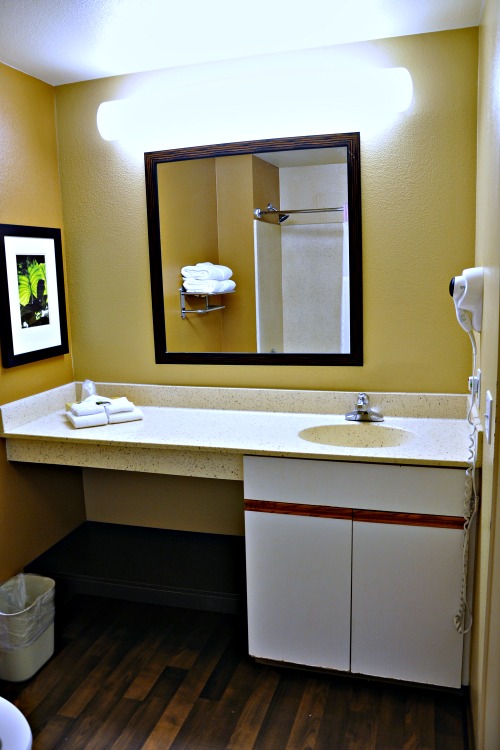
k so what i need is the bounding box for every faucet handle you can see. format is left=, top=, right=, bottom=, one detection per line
left=346, top=392, right=384, bottom=421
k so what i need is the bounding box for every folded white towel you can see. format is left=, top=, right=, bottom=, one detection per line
left=82, top=394, right=112, bottom=404
left=104, top=397, right=135, bottom=415
left=71, top=401, right=106, bottom=417
left=66, top=412, right=109, bottom=429
left=181, top=265, right=198, bottom=278
left=107, top=407, right=144, bottom=424
left=198, top=263, right=233, bottom=280
left=183, top=279, right=236, bottom=294
left=181, top=263, right=233, bottom=281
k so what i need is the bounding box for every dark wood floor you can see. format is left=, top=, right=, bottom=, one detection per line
left=0, top=595, right=470, bottom=749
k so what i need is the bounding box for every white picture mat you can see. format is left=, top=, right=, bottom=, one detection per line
left=5, top=235, right=62, bottom=355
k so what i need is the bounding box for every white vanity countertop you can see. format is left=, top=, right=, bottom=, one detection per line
left=0, top=383, right=477, bottom=479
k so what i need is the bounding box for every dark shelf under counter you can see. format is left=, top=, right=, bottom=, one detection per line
left=26, top=521, right=246, bottom=614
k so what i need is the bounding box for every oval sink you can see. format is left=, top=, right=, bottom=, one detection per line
left=298, top=423, right=413, bottom=448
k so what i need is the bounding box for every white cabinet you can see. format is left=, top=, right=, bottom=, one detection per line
left=243, top=456, right=468, bottom=688
left=351, top=517, right=464, bottom=687
left=245, top=508, right=352, bottom=670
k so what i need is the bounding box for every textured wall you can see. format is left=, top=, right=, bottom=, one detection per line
left=0, top=63, right=74, bottom=403
left=0, top=63, right=84, bottom=581
left=55, top=29, right=477, bottom=393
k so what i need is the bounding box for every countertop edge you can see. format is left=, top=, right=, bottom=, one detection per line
left=4, top=436, right=471, bottom=474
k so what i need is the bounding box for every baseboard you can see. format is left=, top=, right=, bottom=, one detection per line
left=51, top=574, right=241, bottom=613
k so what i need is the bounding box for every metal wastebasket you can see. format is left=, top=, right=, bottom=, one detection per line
left=0, top=574, right=55, bottom=682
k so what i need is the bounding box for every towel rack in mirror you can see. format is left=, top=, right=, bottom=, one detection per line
left=180, top=288, right=234, bottom=319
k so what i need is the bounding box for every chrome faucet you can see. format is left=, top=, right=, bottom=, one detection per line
left=345, top=392, right=384, bottom=422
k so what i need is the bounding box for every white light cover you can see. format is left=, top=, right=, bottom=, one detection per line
left=97, top=65, right=413, bottom=150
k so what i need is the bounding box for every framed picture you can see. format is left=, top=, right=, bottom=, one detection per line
left=0, top=224, right=69, bottom=368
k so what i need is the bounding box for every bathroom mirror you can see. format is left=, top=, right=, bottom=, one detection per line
left=145, top=132, right=362, bottom=365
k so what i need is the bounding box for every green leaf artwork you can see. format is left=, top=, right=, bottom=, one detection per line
left=17, top=255, right=50, bottom=328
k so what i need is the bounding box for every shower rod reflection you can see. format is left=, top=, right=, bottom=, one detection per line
left=254, top=203, right=344, bottom=223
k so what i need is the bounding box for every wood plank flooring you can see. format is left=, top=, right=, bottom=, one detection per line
left=0, top=596, right=470, bottom=749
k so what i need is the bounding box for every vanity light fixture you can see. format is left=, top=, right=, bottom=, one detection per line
left=97, top=65, right=413, bottom=148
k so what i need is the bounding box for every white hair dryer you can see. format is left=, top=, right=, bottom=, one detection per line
left=449, top=267, right=483, bottom=333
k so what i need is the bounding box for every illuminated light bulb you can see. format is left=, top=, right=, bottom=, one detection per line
left=97, top=66, right=413, bottom=147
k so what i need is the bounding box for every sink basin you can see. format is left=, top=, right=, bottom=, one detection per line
left=298, top=423, right=413, bottom=448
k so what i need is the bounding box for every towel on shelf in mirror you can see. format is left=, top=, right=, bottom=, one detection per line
left=181, top=262, right=233, bottom=281
left=183, top=279, right=236, bottom=294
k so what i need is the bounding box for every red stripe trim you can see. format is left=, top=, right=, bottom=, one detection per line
left=244, top=500, right=352, bottom=520
left=353, top=509, right=464, bottom=529
left=244, top=501, right=463, bottom=528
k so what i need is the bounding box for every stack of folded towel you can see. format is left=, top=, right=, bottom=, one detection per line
left=66, top=395, right=143, bottom=429
left=181, top=262, right=236, bottom=295
left=104, top=397, right=144, bottom=424
left=183, top=279, right=236, bottom=294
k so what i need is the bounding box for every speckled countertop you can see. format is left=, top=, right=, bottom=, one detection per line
left=0, top=382, right=478, bottom=480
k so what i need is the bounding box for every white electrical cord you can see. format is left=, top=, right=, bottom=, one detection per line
left=454, top=329, right=480, bottom=634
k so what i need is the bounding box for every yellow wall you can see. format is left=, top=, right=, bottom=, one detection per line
left=55, top=29, right=477, bottom=393
left=159, top=154, right=267, bottom=352
left=84, top=469, right=244, bottom=535
left=252, top=156, right=280, bottom=226
left=471, top=1, right=500, bottom=748
left=215, top=155, right=257, bottom=351
left=158, top=158, right=222, bottom=351
left=0, top=63, right=85, bottom=582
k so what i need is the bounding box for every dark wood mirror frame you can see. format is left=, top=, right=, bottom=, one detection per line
left=145, top=132, right=363, bottom=365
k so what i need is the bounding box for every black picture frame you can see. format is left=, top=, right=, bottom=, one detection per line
left=0, top=224, right=69, bottom=368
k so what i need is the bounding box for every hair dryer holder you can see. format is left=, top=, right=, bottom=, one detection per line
left=449, top=267, right=483, bottom=333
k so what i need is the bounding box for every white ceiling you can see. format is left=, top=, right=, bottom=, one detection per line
left=0, top=0, right=484, bottom=86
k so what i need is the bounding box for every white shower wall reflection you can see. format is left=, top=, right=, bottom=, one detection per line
left=254, top=159, right=350, bottom=353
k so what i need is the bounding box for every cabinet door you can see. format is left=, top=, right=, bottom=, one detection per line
left=351, top=518, right=464, bottom=687
left=245, top=509, right=352, bottom=671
